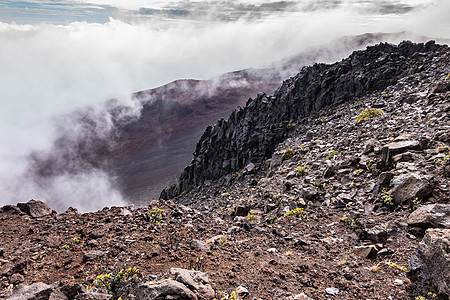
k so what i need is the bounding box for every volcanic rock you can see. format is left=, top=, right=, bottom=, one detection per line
left=407, top=204, right=450, bottom=229
left=407, top=228, right=450, bottom=298
left=135, top=279, right=198, bottom=300
left=16, top=199, right=51, bottom=218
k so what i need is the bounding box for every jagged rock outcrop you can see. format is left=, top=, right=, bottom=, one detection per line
left=17, top=199, right=51, bottom=218
left=407, top=229, right=450, bottom=298
left=161, top=41, right=448, bottom=199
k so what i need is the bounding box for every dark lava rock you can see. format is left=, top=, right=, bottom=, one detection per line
left=390, top=173, right=432, bottom=204
left=135, top=279, right=197, bottom=300
left=170, top=268, right=215, bottom=300
left=354, top=245, right=378, bottom=259
left=380, top=140, right=420, bottom=164
left=407, top=204, right=450, bottom=229
left=190, top=239, right=211, bottom=251
left=9, top=282, right=66, bottom=300
left=407, top=228, right=450, bottom=298
left=82, top=250, right=106, bottom=263
left=16, top=199, right=51, bottom=218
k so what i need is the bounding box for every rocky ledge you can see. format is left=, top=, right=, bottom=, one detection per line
left=1, top=41, right=449, bottom=299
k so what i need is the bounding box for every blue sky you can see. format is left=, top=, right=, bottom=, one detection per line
left=0, top=0, right=440, bottom=24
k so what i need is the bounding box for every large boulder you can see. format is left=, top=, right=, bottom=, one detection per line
left=135, top=279, right=198, bottom=300
left=380, top=140, right=420, bottom=164
left=390, top=173, right=432, bottom=204
left=407, top=204, right=450, bottom=229
left=16, top=199, right=51, bottom=218
left=170, top=268, right=215, bottom=300
left=9, top=282, right=67, bottom=300
left=407, top=229, right=450, bottom=298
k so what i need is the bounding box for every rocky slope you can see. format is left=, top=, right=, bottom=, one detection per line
left=27, top=33, right=431, bottom=209
left=1, top=41, right=449, bottom=300
left=161, top=40, right=449, bottom=199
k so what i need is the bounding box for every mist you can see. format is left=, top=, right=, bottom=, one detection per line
left=0, top=0, right=449, bottom=212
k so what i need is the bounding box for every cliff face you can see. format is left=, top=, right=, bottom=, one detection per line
left=161, top=41, right=448, bottom=198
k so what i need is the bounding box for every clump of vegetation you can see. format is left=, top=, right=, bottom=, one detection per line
left=272, top=194, right=281, bottom=201
left=296, top=165, right=307, bottom=176
left=446, top=73, right=450, bottom=80
left=326, top=150, right=338, bottom=160
left=412, top=197, right=421, bottom=211
left=95, top=267, right=139, bottom=295
left=179, top=190, right=189, bottom=197
left=354, top=169, right=363, bottom=176
left=190, top=256, right=204, bottom=271
left=284, top=207, right=306, bottom=219
left=365, top=161, right=373, bottom=171
left=381, top=188, right=394, bottom=206
left=61, top=244, right=71, bottom=250
left=435, top=153, right=450, bottom=165
left=354, top=108, right=384, bottom=123
left=214, top=291, right=237, bottom=300
left=339, top=212, right=355, bottom=227
left=247, top=213, right=255, bottom=220
left=219, top=235, right=227, bottom=246
left=267, top=215, right=277, bottom=224
left=384, top=260, right=406, bottom=272
left=146, top=208, right=165, bottom=224
left=282, top=148, right=294, bottom=160
left=287, top=120, right=294, bottom=129
left=313, top=179, right=326, bottom=190
left=73, top=237, right=80, bottom=244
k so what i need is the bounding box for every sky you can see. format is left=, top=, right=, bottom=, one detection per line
left=0, top=0, right=449, bottom=211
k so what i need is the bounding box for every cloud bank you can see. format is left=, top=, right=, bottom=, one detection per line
left=0, top=0, right=449, bottom=211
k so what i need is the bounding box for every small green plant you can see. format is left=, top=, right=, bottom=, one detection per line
left=313, top=179, right=326, bottom=190
left=412, top=197, right=421, bottom=211
left=384, top=260, right=406, bottom=272
left=282, top=148, right=294, bottom=160
left=326, top=150, right=338, bottom=160
left=219, top=235, right=227, bottom=246
left=339, top=212, right=355, bottom=227
left=268, top=215, right=277, bottom=224
left=435, top=151, right=450, bottom=165
left=446, top=73, right=450, bottom=80
left=214, top=291, right=237, bottom=300
left=284, top=207, right=306, bottom=219
left=381, top=188, right=394, bottom=206
left=247, top=213, right=255, bottom=220
left=365, top=161, right=373, bottom=171
left=179, top=190, right=189, bottom=197
left=296, top=165, right=307, bottom=176
left=355, top=169, right=363, bottom=176
left=354, top=108, right=384, bottom=123
left=287, top=120, right=294, bottom=129
left=147, top=208, right=165, bottom=224
left=272, top=194, right=281, bottom=201
left=95, top=267, right=139, bottom=295
left=73, top=237, right=80, bottom=244
left=190, top=256, right=204, bottom=271
left=416, top=296, right=426, bottom=300
left=61, top=244, right=71, bottom=250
